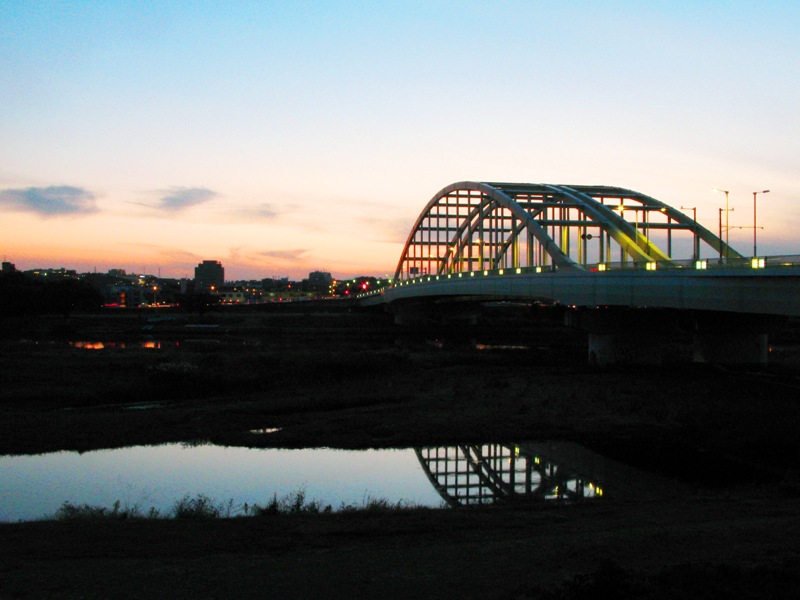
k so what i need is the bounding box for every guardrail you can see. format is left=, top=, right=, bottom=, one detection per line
left=354, top=254, right=800, bottom=300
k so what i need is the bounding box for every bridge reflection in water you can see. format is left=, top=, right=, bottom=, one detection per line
left=416, top=442, right=674, bottom=507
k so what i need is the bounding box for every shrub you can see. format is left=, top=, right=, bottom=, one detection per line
left=251, top=488, right=330, bottom=515
left=171, top=494, right=234, bottom=519
left=52, top=500, right=144, bottom=520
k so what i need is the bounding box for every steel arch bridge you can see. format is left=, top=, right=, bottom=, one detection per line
left=394, top=181, right=739, bottom=281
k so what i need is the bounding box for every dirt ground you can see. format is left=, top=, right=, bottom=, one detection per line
left=2, top=307, right=800, bottom=598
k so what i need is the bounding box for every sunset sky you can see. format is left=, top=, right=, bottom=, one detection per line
left=2, top=1, right=799, bottom=281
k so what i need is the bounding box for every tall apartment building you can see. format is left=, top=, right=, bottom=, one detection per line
left=194, top=260, right=224, bottom=292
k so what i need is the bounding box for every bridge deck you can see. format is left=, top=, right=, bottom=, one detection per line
left=363, top=263, right=800, bottom=317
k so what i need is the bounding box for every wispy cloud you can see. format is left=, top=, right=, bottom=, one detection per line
left=258, top=249, right=308, bottom=262
left=357, top=216, right=413, bottom=244
left=0, top=186, right=98, bottom=217
left=225, top=203, right=280, bottom=221
left=155, top=187, right=217, bottom=211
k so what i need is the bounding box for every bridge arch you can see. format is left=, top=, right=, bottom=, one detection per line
left=415, top=443, right=603, bottom=507
left=394, top=181, right=740, bottom=281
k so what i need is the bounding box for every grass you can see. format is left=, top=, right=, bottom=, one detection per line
left=53, top=499, right=160, bottom=521
left=47, top=490, right=426, bottom=522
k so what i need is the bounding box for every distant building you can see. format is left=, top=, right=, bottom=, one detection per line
left=219, top=290, right=245, bottom=304
left=194, top=260, right=224, bottom=292
left=104, top=284, right=146, bottom=308
left=2, top=261, right=15, bottom=273
left=27, top=267, right=77, bottom=279
left=307, top=271, right=333, bottom=295
left=308, top=271, right=333, bottom=286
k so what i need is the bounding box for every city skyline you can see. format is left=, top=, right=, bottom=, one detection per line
left=2, top=1, right=799, bottom=280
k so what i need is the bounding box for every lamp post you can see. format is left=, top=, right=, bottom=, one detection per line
left=752, top=190, right=769, bottom=257
left=713, top=188, right=731, bottom=260
left=681, top=206, right=697, bottom=260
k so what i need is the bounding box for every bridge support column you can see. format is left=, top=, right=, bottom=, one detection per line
left=692, top=332, right=767, bottom=365
left=568, top=308, right=677, bottom=367
left=691, top=312, right=778, bottom=366
left=586, top=332, right=666, bottom=366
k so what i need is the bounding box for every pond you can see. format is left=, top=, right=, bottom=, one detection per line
left=0, top=441, right=678, bottom=522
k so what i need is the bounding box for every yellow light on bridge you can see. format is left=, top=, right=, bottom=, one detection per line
left=695, top=260, right=708, bottom=270
left=751, top=257, right=766, bottom=269
left=597, top=264, right=607, bottom=272
left=535, top=266, right=542, bottom=274
left=646, top=262, right=657, bottom=271
left=515, top=268, right=522, bottom=274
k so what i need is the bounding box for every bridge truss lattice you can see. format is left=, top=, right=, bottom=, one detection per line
left=395, top=182, right=740, bottom=281
left=416, top=444, right=602, bottom=507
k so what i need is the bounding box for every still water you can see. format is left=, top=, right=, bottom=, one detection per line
left=0, top=442, right=675, bottom=522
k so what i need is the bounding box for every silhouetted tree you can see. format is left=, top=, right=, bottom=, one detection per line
left=177, top=292, right=219, bottom=314
left=0, top=272, right=43, bottom=316
left=44, top=279, right=104, bottom=317
left=0, top=273, right=103, bottom=318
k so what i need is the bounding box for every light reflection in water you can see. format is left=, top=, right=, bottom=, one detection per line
left=417, top=443, right=603, bottom=507
left=0, top=445, right=444, bottom=522
left=69, top=341, right=177, bottom=350
left=0, top=441, right=675, bottom=522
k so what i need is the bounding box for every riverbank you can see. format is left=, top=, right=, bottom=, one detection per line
left=2, top=308, right=800, bottom=598
left=3, top=492, right=800, bottom=599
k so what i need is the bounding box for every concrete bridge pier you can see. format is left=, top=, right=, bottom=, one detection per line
left=568, top=308, right=677, bottom=367
left=570, top=308, right=780, bottom=367
left=691, top=312, right=778, bottom=367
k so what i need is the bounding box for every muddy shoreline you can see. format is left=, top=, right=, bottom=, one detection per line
left=2, top=308, right=800, bottom=598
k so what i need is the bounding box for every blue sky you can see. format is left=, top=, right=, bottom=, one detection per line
left=1, top=0, right=798, bottom=279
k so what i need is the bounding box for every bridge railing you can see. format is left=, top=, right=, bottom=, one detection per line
left=354, top=254, right=800, bottom=299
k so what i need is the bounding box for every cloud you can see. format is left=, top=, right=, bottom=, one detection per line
left=0, top=186, right=98, bottom=217
left=258, top=249, right=308, bottom=262
left=155, top=187, right=217, bottom=211
left=225, top=203, right=280, bottom=221
left=358, top=216, right=413, bottom=244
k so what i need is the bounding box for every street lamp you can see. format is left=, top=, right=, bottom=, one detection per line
left=712, top=188, right=731, bottom=260
left=681, top=206, right=698, bottom=260
left=752, top=190, right=770, bottom=257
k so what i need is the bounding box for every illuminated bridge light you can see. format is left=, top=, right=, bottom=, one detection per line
left=498, top=269, right=504, bottom=275
left=515, top=267, right=522, bottom=274
left=535, top=267, right=542, bottom=273
left=751, top=257, right=766, bottom=269
left=646, top=262, right=657, bottom=271
left=695, top=260, right=708, bottom=270
left=598, top=264, right=607, bottom=272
